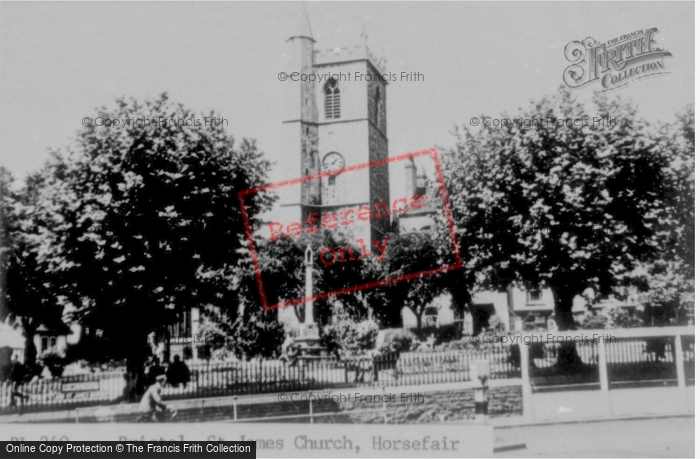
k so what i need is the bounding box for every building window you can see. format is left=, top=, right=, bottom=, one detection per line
left=41, top=337, right=48, bottom=353
left=168, top=309, right=191, bottom=339
left=424, top=307, right=438, bottom=327
left=523, top=313, right=547, bottom=331
left=324, top=78, right=340, bottom=119
left=50, top=337, right=57, bottom=349
left=686, top=304, right=694, bottom=325
left=329, top=175, right=336, bottom=186
left=527, top=290, right=543, bottom=303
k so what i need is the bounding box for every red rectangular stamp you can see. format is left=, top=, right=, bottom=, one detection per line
left=238, top=148, right=462, bottom=311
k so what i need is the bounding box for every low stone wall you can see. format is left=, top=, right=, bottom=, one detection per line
left=322, top=385, right=523, bottom=424
left=57, top=384, right=523, bottom=423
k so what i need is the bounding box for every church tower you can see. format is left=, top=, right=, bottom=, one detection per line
left=281, top=5, right=390, bottom=244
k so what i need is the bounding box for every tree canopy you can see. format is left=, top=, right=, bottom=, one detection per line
left=7, top=94, right=274, bottom=396
left=1, top=168, right=65, bottom=365
left=441, top=87, right=678, bottom=330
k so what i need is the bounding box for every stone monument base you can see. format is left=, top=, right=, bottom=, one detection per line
left=295, top=323, right=328, bottom=357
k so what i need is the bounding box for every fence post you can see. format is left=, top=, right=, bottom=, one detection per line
left=194, top=369, right=199, bottom=395
left=674, top=334, right=687, bottom=407
left=382, top=385, right=388, bottom=424
left=308, top=390, right=313, bottom=424
left=470, top=360, right=489, bottom=424
left=233, top=396, right=238, bottom=421
left=596, top=336, right=611, bottom=417
left=597, top=337, right=609, bottom=392
left=518, top=343, right=532, bottom=421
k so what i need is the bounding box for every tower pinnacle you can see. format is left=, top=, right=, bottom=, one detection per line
left=288, top=2, right=314, bottom=42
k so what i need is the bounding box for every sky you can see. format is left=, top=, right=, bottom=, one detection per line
left=0, top=1, right=694, bottom=202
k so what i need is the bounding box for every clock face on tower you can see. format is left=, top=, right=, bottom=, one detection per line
left=322, top=152, right=345, bottom=174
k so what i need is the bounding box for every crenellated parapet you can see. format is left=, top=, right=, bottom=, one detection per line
left=315, top=44, right=387, bottom=74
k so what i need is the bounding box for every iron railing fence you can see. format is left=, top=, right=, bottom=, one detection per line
left=0, top=345, right=515, bottom=414
left=1, top=329, right=693, bottom=413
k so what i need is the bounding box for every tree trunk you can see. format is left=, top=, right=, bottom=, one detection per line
left=22, top=322, right=37, bottom=366
left=449, top=279, right=471, bottom=321
left=552, top=288, right=583, bottom=370
left=380, top=305, right=403, bottom=328
left=552, top=289, right=577, bottom=331
left=123, top=326, right=151, bottom=402
left=412, top=307, right=423, bottom=331
left=390, top=312, right=403, bottom=328
left=163, top=327, right=171, bottom=364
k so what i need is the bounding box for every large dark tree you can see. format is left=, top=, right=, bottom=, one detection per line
left=26, top=94, right=273, bottom=399
left=1, top=170, right=45, bottom=366
left=371, top=228, right=460, bottom=330
left=666, top=104, right=695, bottom=279
left=636, top=105, right=694, bottom=325
left=442, top=87, right=672, bottom=332
left=1, top=168, right=70, bottom=371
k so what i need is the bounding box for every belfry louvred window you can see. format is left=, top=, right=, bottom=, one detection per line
left=324, top=78, right=340, bottom=119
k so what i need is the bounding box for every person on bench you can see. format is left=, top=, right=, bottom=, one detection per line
left=280, top=343, right=301, bottom=367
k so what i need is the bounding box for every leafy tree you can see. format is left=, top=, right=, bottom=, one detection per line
left=216, top=229, right=377, bottom=359
left=442, top=87, right=672, bottom=334
left=362, top=264, right=405, bottom=328
left=0, top=168, right=65, bottom=366
left=664, top=104, right=695, bottom=280
left=631, top=105, right=695, bottom=325
left=375, top=229, right=458, bottom=330
left=376, top=328, right=417, bottom=353
left=26, top=94, right=274, bottom=399
left=229, top=309, right=285, bottom=360
left=195, top=306, right=235, bottom=360
left=322, top=316, right=379, bottom=357
left=243, top=230, right=378, bottom=326
left=243, top=190, right=464, bottom=332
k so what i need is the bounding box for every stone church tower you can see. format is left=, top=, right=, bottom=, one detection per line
left=279, top=5, right=390, bottom=244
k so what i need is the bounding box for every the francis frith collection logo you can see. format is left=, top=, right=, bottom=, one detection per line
left=563, top=28, right=672, bottom=92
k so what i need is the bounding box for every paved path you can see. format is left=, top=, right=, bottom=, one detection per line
left=494, top=417, right=694, bottom=457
